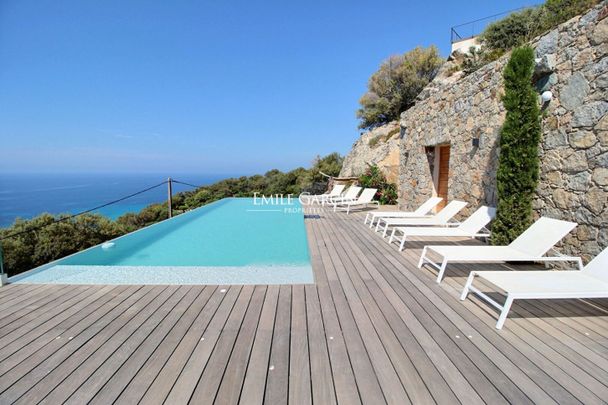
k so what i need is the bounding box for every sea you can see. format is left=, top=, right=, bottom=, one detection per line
left=0, top=173, right=233, bottom=228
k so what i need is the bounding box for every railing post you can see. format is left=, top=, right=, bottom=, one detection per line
left=167, top=177, right=173, bottom=219
left=0, top=241, right=7, bottom=286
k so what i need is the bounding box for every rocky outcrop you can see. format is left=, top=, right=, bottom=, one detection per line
left=339, top=121, right=401, bottom=183
left=397, top=3, right=608, bottom=262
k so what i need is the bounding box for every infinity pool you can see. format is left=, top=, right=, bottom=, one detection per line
left=11, top=198, right=313, bottom=284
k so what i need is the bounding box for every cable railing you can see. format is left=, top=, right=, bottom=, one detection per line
left=0, top=177, right=202, bottom=241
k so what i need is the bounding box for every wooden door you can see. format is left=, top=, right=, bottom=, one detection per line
left=436, top=146, right=450, bottom=209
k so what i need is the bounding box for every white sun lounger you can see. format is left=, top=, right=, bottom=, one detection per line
left=376, top=200, right=468, bottom=237
left=460, top=247, right=608, bottom=329
left=364, top=197, right=443, bottom=228
left=389, top=206, right=496, bottom=251
left=326, top=186, right=362, bottom=204
left=333, top=188, right=379, bottom=214
left=310, top=184, right=345, bottom=205
left=418, top=217, right=582, bottom=284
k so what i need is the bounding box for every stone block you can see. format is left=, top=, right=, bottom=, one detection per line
left=592, top=167, right=608, bottom=186
left=559, top=72, right=590, bottom=110
left=568, top=171, right=591, bottom=191
left=591, top=15, right=608, bottom=45
left=572, top=101, right=608, bottom=127
left=582, top=187, right=607, bottom=214
left=568, top=130, right=597, bottom=148
left=536, top=29, right=558, bottom=58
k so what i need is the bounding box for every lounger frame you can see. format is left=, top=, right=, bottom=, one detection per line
left=363, top=197, right=442, bottom=228
left=333, top=188, right=379, bottom=214
left=461, top=269, right=606, bottom=329
left=418, top=246, right=583, bottom=284
left=390, top=228, right=491, bottom=251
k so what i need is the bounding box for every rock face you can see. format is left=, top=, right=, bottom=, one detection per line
left=339, top=121, right=401, bottom=183
left=397, top=3, right=608, bottom=262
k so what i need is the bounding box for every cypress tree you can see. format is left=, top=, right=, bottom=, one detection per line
left=492, top=46, right=541, bottom=245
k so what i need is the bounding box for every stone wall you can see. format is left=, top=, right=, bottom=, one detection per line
left=398, top=4, right=608, bottom=262
left=340, top=121, right=401, bottom=183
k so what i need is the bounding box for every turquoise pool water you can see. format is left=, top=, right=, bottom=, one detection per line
left=11, top=198, right=313, bottom=284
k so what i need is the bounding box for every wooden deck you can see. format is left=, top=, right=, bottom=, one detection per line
left=1, top=207, right=608, bottom=404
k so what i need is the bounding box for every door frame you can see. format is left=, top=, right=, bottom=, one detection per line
left=432, top=144, right=450, bottom=210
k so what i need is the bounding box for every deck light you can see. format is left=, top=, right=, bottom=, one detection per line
left=541, top=90, right=553, bottom=103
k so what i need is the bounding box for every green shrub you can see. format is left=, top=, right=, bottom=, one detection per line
left=541, top=0, right=599, bottom=28
left=491, top=47, right=542, bottom=245
left=358, top=165, right=398, bottom=205
left=0, top=214, right=123, bottom=276
left=357, top=47, right=443, bottom=130
left=481, top=0, right=600, bottom=54
left=481, top=8, right=543, bottom=52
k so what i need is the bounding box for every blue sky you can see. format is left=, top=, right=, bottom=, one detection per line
left=0, top=0, right=539, bottom=175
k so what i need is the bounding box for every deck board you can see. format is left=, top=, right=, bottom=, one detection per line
left=0, top=206, right=607, bottom=404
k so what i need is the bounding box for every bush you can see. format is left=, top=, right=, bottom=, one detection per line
left=481, top=8, right=543, bottom=52
left=491, top=47, right=542, bottom=245
left=0, top=214, right=122, bottom=276
left=358, top=165, right=398, bottom=205
left=481, top=0, right=600, bottom=54
left=541, top=0, right=599, bottom=28
left=357, top=47, right=443, bottom=130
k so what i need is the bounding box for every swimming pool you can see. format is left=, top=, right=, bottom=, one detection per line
left=10, top=198, right=314, bottom=285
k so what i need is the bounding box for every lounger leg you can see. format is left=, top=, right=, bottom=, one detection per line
left=460, top=272, right=476, bottom=300
left=364, top=213, right=370, bottom=224
left=369, top=217, right=375, bottom=228
left=436, top=258, right=448, bottom=283
left=346, top=205, right=350, bottom=214
left=418, top=247, right=428, bottom=268
left=496, top=295, right=514, bottom=330
left=333, top=203, right=337, bottom=212
left=399, top=235, right=407, bottom=251
left=375, top=219, right=382, bottom=232
left=382, top=223, right=389, bottom=238
left=576, top=257, right=584, bottom=271
left=388, top=229, right=396, bottom=244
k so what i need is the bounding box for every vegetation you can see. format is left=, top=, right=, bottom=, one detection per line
left=492, top=47, right=541, bottom=245
left=1, top=214, right=123, bottom=276
left=456, top=0, right=599, bottom=75
left=0, top=153, right=343, bottom=276
left=480, top=0, right=600, bottom=54
left=481, top=7, right=544, bottom=53
left=358, top=165, right=398, bottom=205
left=357, top=46, right=443, bottom=130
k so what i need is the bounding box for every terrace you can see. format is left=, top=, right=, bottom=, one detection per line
left=0, top=206, right=607, bottom=404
